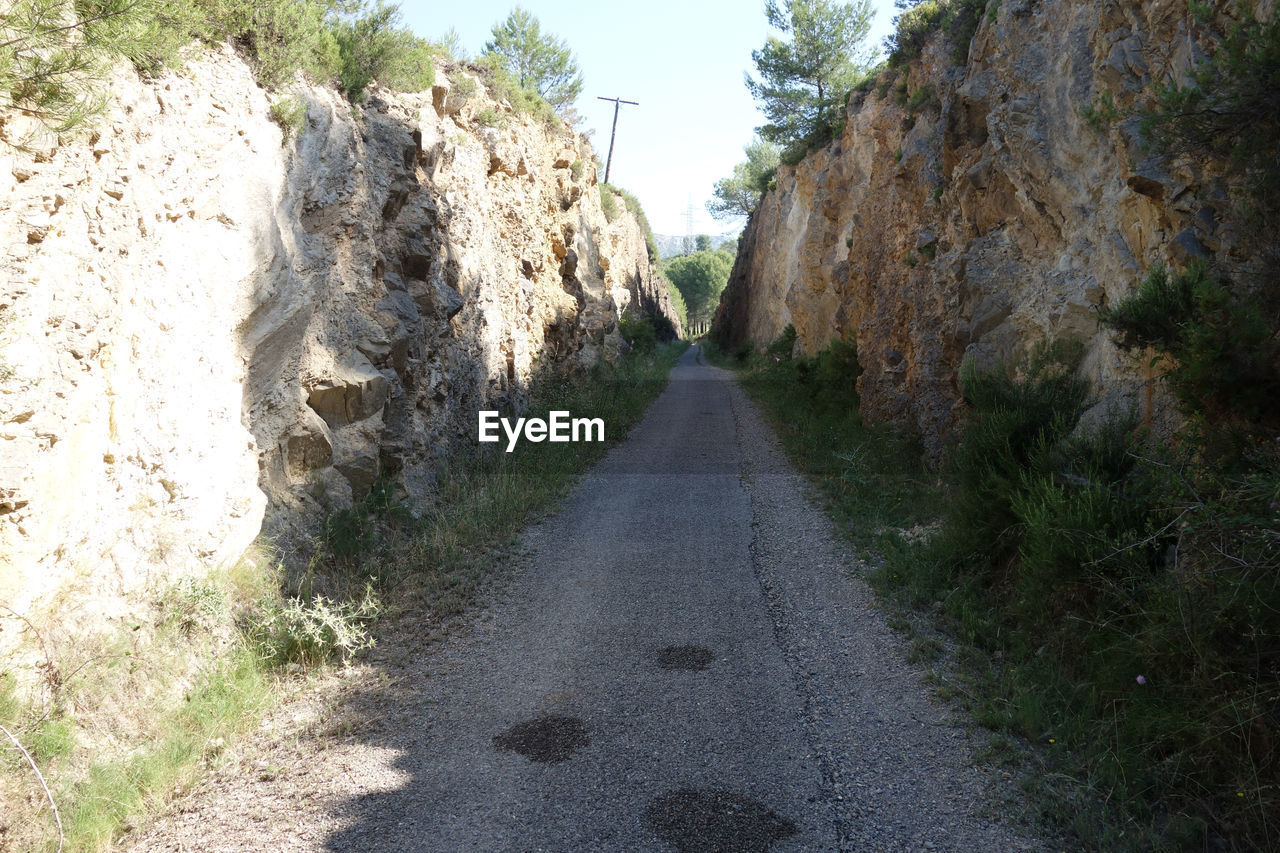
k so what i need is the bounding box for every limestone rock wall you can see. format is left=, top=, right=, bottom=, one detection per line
left=0, top=49, right=671, bottom=633
left=715, top=0, right=1262, bottom=452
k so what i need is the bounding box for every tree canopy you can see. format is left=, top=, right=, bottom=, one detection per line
left=708, top=137, right=782, bottom=221
left=746, top=0, right=874, bottom=150
left=664, top=248, right=735, bottom=329
left=483, top=6, right=583, bottom=112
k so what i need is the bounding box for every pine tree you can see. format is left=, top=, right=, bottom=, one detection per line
left=484, top=7, right=583, bottom=112
left=708, top=137, right=782, bottom=220
left=746, top=0, right=874, bottom=149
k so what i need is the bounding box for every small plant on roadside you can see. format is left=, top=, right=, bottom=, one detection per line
left=246, top=586, right=381, bottom=667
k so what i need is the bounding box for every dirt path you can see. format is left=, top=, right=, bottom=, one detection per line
left=131, top=347, right=1045, bottom=852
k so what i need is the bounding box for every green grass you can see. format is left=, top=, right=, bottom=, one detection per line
left=713, top=329, right=1280, bottom=851
left=369, top=341, right=688, bottom=622
left=3, top=342, right=686, bottom=851
left=59, top=651, right=270, bottom=850
left=705, top=332, right=940, bottom=549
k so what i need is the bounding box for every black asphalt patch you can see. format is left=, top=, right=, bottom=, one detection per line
left=657, top=644, right=715, bottom=671
left=646, top=788, right=798, bottom=852
left=492, top=715, right=588, bottom=763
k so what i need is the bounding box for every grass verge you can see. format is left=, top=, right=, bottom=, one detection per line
left=1, top=340, right=686, bottom=852
left=711, top=329, right=1278, bottom=852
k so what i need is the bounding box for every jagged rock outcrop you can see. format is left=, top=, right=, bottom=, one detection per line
left=603, top=198, right=684, bottom=339
left=0, top=48, right=676, bottom=634
left=715, top=0, right=1263, bottom=452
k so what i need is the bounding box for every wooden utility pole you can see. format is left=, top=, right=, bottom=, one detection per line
left=597, top=96, right=638, bottom=184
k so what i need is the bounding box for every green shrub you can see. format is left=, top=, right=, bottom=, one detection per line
left=874, top=335, right=1280, bottom=848
left=766, top=324, right=798, bottom=358
left=1100, top=261, right=1280, bottom=427
left=906, top=83, right=938, bottom=114
left=331, top=1, right=435, bottom=103
left=613, top=186, right=659, bottom=262
left=619, top=313, right=657, bottom=354
left=475, top=107, right=501, bottom=127
left=888, top=0, right=946, bottom=66
left=886, top=0, right=989, bottom=67
left=598, top=186, right=620, bottom=222
left=0, top=0, right=433, bottom=130
left=570, top=158, right=585, bottom=181
left=450, top=74, right=477, bottom=101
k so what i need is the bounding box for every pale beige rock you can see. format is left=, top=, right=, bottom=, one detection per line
left=0, top=49, right=680, bottom=656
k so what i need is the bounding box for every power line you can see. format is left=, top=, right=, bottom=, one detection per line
left=596, top=96, right=638, bottom=184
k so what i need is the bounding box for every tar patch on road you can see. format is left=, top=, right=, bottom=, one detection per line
left=657, top=644, right=715, bottom=671
left=646, top=788, right=798, bottom=852
left=492, top=715, right=588, bottom=763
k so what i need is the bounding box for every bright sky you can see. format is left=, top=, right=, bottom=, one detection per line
left=399, top=1, right=899, bottom=239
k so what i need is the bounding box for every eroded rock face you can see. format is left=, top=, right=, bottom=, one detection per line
left=716, top=0, right=1258, bottom=453
left=0, top=49, right=676, bottom=634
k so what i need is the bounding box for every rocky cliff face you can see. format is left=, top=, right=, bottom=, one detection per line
left=0, top=48, right=673, bottom=632
left=716, top=0, right=1262, bottom=451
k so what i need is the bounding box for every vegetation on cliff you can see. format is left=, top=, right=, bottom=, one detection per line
left=482, top=6, right=583, bottom=113
left=884, top=0, right=991, bottom=66
left=0, top=0, right=443, bottom=129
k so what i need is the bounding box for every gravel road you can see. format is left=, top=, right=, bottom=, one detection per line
left=132, top=346, right=1046, bottom=852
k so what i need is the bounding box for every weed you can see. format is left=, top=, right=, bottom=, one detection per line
left=599, top=187, right=620, bottom=222
left=1080, top=90, right=1122, bottom=131
left=246, top=586, right=381, bottom=667
left=475, top=107, right=502, bottom=128
left=570, top=158, right=585, bottom=181
left=269, top=95, right=306, bottom=142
